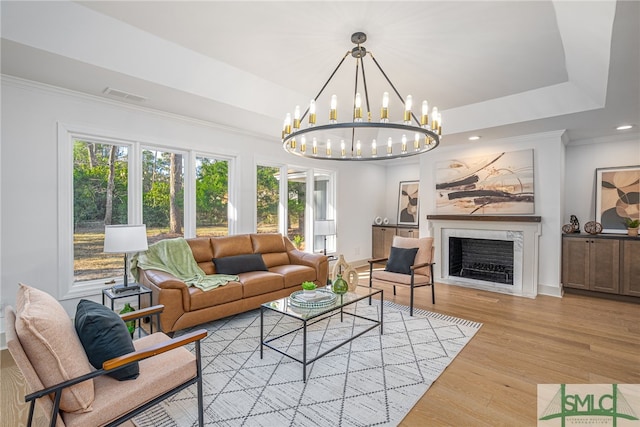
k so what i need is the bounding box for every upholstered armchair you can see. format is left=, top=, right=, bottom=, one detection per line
left=6, top=283, right=207, bottom=427
left=368, top=236, right=435, bottom=315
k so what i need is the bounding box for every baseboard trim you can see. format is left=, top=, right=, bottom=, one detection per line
left=538, top=284, right=563, bottom=298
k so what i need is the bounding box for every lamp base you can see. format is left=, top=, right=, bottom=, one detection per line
left=112, top=283, right=140, bottom=294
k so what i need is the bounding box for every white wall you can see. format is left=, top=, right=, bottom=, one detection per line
left=0, top=78, right=381, bottom=326
left=564, top=137, right=640, bottom=226
left=415, top=131, right=566, bottom=296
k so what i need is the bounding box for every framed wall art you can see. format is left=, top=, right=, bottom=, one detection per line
left=595, top=165, right=640, bottom=234
left=397, top=181, right=419, bottom=226
left=435, top=149, right=534, bottom=215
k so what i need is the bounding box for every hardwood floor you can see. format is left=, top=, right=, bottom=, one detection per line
left=2, top=279, right=638, bottom=426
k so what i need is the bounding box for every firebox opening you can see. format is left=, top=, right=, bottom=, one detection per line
left=449, top=237, right=514, bottom=285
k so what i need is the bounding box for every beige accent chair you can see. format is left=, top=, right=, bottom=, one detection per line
left=368, top=236, right=435, bottom=315
left=6, top=283, right=207, bottom=427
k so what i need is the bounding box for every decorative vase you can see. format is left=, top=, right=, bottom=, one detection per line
left=628, top=227, right=639, bottom=237
left=119, top=303, right=136, bottom=337
left=332, top=274, right=348, bottom=295
left=303, top=289, right=317, bottom=298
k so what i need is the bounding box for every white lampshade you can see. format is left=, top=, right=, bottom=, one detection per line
left=315, top=220, right=336, bottom=236
left=104, top=224, right=148, bottom=253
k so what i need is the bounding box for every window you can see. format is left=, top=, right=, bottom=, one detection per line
left=73, top=140, right=129, bottom=283
left=63, top=124, right=236, bottom=297
left=141, top=148, right=185, bottom=241
left=314, top=170, right=336, bottom=254
left=256, top=165, right=280, bottom=233
left=287, top=168, right=307, bottom=250
left=195, top=156, right=228, bottom=237
left=255, top=163, right=335, bottom=253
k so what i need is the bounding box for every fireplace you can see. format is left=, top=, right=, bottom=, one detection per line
left=448, top=237, right=514, bottom=285
left=428, top=215, right=541, bottom=298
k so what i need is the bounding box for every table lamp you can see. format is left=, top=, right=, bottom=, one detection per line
left=315, top=220, right=336, bottom=256
left=104, top=224, right=148, bottom=293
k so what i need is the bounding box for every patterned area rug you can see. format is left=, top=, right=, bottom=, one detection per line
left=133, top=300, right=481, bottom=427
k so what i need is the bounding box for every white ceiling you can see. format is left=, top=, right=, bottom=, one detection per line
left=1, top=1, right=639, bottom=148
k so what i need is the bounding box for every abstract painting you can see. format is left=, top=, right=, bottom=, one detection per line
left=397, top=181, right=419, bottom=225
left=435, top=149, right=534, bottom=215
left=595, top=165, right=640, bottom=234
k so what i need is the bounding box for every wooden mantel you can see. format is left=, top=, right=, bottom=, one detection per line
left=426, top=215, right=541, bottom=223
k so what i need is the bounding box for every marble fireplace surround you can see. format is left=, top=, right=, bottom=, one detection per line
left=427, top=215, right=542, bottom=298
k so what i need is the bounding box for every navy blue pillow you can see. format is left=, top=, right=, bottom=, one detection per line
left=385, top=246, right=419, bottom=275
left=213, top=253, right=268, bottom=275
left=74, top=299, right=139, bottom=381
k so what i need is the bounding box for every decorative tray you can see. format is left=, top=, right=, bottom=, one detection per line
left=289, top=289, right=337, bottom=308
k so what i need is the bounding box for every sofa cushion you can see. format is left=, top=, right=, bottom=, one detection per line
left=251, top=233, right=287, bottom=254
left=239, top=271, right=285, bottom=297
left=269, top=264, right=317, bottom=288
left=74, top=299, right=139, bottom=381
left=213, top=253, right=268, bottom=275
left=371, top=270, right=432, bottom=285
left=262, top=252, right=291, bottom=268
left=186, top=238, right=215, bottom=272
left=385, top=246, right=419, bottom=275
left=15, top=283, right=94, bottom=413
left=212, top=235, right=254, bottom=258
left=189, top=281, right=244, bottom=311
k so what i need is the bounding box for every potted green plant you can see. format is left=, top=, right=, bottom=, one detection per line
left=301, top=281, right=317, bottom=297
left=625, top=218, right=640, bottom=237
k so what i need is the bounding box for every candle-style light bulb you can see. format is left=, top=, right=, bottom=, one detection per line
left=372, top=140, right=377, bottom=157
left=421, top=100, right=429, bottom=126
left=387, top=137, right=393, bottom=155
left=356, top=140, right=362, bottom=157
left=326, top=140, right=332, bottom=156
left=354, top=93, right=362, bottom=122
left=414, top=132, right=420, bottom=150
left=300, top=136, right=306, bottom=153
left=283, top=113, right=292, bottom=138
left=309, top=100, right=316, bottom=126
left=431, top=107, right=439, bottom=131
left=330, top=95, right=338, bottom=124
left=312, top=137, right=318, bottom=155
left=380, top=92, right=389, bottom=123
left=340, top=140, right=346, bottom=157
left=293, top=105, right=301, bottom=129
left=403, top=95, right=412, bottom=124
left=401, top=134, right=407, bottom=153
left=437, top=112, right=442, bottom=135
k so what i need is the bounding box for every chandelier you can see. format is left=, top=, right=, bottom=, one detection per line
left=281, top=32, right=441, bottom=161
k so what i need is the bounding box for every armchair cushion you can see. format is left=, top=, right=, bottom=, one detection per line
left=385, top=246, right=419, bottom=275
left=392, top=236, right=434, bottom=276
left=74, top=299, right=139, bottom=381
left=15, top=283, right=94, bottom=413
left=213, top=253, right=268, bottom=274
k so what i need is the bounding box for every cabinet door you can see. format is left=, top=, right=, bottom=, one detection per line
left=589, top=239, right=620, bottom=294
left=372, top=226, right=396, bottom=258
left=397, top=227, right=418, bottom=238
left=562, top=237, right=590, bottom=290
left=622, top=240, right=640, bottom=297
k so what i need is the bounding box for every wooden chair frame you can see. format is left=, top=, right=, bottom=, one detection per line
left=368, top=258, right=435, bottom=316
left=10, top=304, right=207, bottom=427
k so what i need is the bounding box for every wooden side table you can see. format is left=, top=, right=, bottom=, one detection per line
left=102, top=284, right=153, bottom=334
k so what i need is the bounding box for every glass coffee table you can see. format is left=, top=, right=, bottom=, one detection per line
left=260, top=287, right=383, bottom=382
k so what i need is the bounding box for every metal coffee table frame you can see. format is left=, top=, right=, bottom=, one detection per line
left=260, top=288, right=383, bottom=382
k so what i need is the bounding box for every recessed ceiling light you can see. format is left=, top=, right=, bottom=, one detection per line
left=616, top=124, right=634, bottom=131
left=468, top=136, right=481, bottom=141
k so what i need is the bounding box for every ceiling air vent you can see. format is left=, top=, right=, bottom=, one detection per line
left=103, top=87, right=147, bottom=103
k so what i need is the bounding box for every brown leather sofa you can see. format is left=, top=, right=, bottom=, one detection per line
left=137, top=233, right=328, bottom=333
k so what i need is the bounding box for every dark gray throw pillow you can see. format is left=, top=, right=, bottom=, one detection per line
left=74, top=299, right=139, bottom=381
left=213, top=253, right=268, bottom=275
left=385, top=246, right=419, bottom=275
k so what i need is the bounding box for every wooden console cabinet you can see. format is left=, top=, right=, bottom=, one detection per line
left=372, top=225, right=418, bottom=258
left=562, top=234, right=639, bottom=297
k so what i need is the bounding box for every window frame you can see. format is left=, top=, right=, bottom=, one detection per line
left=58, top=123, right=237, bottom=300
